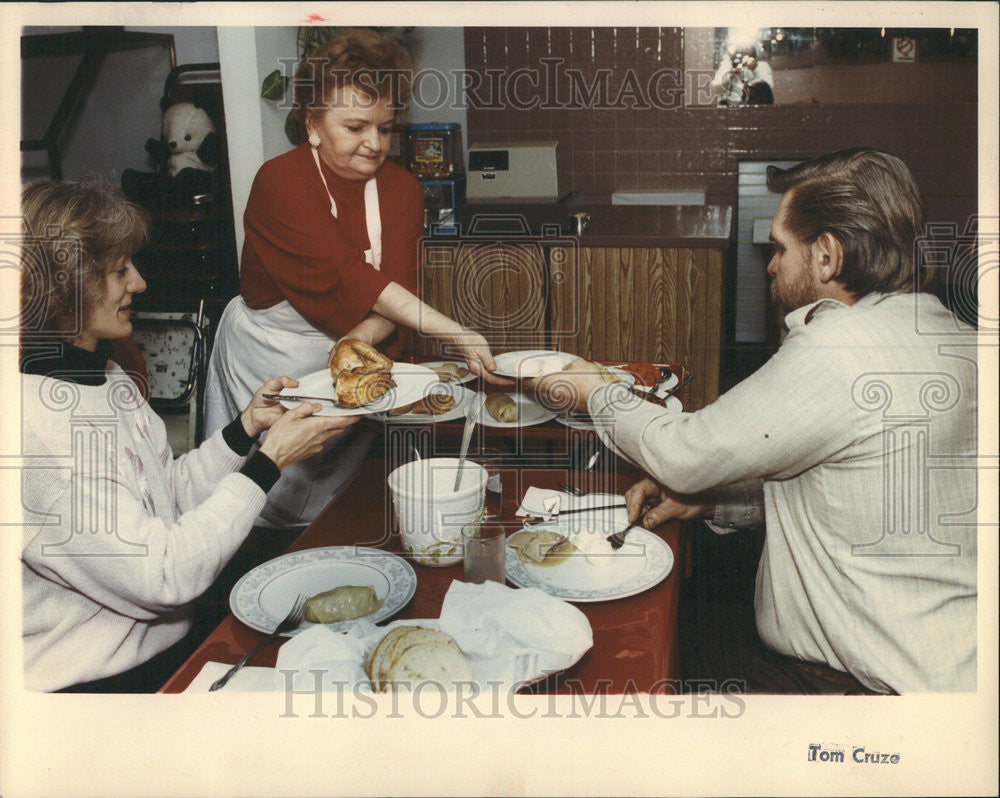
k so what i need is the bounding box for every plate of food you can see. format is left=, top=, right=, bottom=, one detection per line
left=492, top=349, right=579, bottom=379
left=505, top=520, right=674, bottom=602
left=373, top=383, right=474, bottom=424
left=229, top=546, right=417, bottom=635
left=478, top=392, right=559, bottom=428
left=275, top=339, right=438, bottom=417
left=421, top=360, right=476, bottom=386
left=277, top=362, right=438, bottom=417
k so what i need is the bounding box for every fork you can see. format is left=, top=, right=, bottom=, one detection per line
left=606, top=517, right=644, bottom=550
left=606, top=499, right=659, bottom=549
left=209, top=594, right=307, bottom=691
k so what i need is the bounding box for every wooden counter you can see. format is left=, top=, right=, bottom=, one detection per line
left=410, top=205, right=731, bottom=411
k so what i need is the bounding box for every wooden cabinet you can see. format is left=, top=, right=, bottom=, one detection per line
left=411, top=239, right=547, bottom=358
left=550, top=246, right=723, bottom=411
left=409, top=206, right=731, bottom=412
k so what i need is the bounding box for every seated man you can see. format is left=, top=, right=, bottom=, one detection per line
left=533, top=148, right=977, bottom=694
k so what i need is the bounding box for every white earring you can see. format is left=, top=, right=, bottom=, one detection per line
left=308, top=131, right=321, bottom=147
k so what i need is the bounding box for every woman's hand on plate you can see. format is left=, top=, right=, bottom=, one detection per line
left=447, top=329, right=513, bottom=386
left=258, top=401, right=359, bottom=471
left=241, top=377, right=299, bottom=438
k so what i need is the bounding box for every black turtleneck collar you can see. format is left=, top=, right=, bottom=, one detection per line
left=20, top=339, right=113, bottom=386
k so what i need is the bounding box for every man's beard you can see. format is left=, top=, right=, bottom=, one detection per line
left=770, top=268, right=820, bottom=317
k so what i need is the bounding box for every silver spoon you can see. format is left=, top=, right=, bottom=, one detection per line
left=454, top=392, right=486, bottom=491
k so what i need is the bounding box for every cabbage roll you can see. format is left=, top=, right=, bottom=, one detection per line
left=305, top=585, right=383, bottom=623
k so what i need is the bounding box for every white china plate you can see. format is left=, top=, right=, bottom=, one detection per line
left=230, top=547, right=417, bottom=635
left=557, top=382, right=682, bottom=431
left=492, top=349, right=579, bottom=379
left=279, top=363, right=438, bottom=417
left=505, top=525, right=674, bottom=603
left=373, top=384, right=475, bottom=424
left=420, top=360, right=477, bottom=386
left=478, top=392, right=559, bottom=428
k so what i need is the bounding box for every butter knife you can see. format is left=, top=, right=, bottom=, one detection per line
left=524, top=502, right=625, bottom=526
left=558, top=502, right=625, bottom=516
left=264, top=392, right=340, bottom=404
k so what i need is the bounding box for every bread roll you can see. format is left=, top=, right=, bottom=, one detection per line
left=485, top=393, right=519, bottom=423
left=368, top=625, right=472, bottom=691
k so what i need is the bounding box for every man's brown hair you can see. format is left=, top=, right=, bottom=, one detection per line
left=767, top=148, right=928, bottom=297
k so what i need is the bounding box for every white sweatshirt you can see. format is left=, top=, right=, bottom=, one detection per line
left=21, top=363, right=267, bottom=691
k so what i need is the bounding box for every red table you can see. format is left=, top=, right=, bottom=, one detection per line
left=161, top=360, right=688, bottom=694
left=161, top=458, right=684, bottom=694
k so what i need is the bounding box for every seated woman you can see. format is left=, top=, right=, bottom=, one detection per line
left=19, top=176, right=357, bottom=692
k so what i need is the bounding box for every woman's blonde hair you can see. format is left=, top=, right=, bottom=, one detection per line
left=20, top=176, right=148, bottom=338
left=291, top=28, right=412, bottom=134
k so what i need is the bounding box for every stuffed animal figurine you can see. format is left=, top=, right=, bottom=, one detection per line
left=159, top=100, right=219, bottom=179
left=122, top=92, right=221, bottom=209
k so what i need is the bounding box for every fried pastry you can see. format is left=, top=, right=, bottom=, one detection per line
left=430, top=362, right=470, bottom=383
left=485, top=393, right=519, bottom=423
left=336, top=367, right=396, bottom=407
left=390, top=393, right=457, bottom=416
left=329, top=338, right=393, bottom=381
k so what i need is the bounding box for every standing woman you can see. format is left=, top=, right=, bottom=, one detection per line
left=19, top=177, right=354, bottom=691
left=205, top=28, right=501, bottom=527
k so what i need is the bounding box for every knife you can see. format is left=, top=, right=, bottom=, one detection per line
left=522, top=501, right=627, bottom=526
left=264, top=393, right=341, bottom=405
left=542, top=502, right=626, bottom=517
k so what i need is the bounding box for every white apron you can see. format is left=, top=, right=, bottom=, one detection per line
left=204, top=149, right=383, bottom=527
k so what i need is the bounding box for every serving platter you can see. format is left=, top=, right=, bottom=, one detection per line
left=372, top=384, right=475, bottom=424
left=278, top=363, right=438, bottom=417
left=505, top=524, right=674, bottom=602
left=230, top=547, right=417, bottom=635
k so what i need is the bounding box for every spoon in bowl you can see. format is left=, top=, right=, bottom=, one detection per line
left=454, top=392, right=487, bottom=491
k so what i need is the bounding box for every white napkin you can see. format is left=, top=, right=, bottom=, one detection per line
left=438, top=580, right=592, bottom=686
left=184, top=662, right=277, bottom=692
left=193, top=580, right=593, bottom=693
left=515, top=487, right=624, bottom=520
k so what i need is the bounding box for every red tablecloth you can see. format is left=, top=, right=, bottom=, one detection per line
left=160, top=361, right=686, bottom=694
left=161, top=460, right=684, bottom=694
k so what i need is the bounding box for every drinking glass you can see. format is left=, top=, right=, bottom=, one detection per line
left=462, top=519, right=506, bottom=584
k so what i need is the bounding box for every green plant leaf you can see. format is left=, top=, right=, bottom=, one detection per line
left=260, top=69, right=287, bottom=101
left=284, top=111, right=305, bottom=147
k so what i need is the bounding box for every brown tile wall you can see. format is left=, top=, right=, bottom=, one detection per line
left=462, top=27, right=979, bottom=230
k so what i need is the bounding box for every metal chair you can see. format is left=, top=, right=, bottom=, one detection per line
left=130, top=301, right=210, bottom=451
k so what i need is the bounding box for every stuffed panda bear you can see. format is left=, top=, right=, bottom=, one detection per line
left=122, top=93, right=222, bottom=209
left=160, top=100, right=220, bottom=179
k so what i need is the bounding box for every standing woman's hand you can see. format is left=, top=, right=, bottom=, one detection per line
left=446, top=329, right=513, bottom=386
left=240, top=377, right=299, bottom=437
